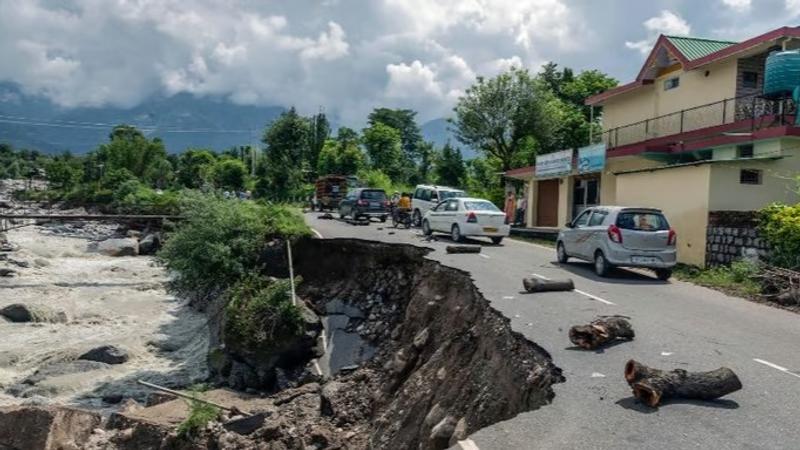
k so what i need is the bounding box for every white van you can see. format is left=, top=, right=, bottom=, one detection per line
left=411, top=184, right=466, bottom=226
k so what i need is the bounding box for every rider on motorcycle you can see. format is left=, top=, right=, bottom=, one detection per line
left=393, top=192, right=412, bottom=223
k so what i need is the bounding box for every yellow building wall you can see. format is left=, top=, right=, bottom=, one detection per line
left=708, top=139, right=800, bottom=211
left=600, top=156, right=665, bottom=205
left=601, top=88, right=656, bottom=131
left=615, top=164, right=712, bottom=265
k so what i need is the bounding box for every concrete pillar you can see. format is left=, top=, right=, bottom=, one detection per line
left=525, top=180, right=536, bottom=227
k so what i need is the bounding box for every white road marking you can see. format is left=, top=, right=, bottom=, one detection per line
left=459, top=439, right=480, bottom=450
left=532, top=273, right=616, bottom=305
left=511, top=238, right=556, bottom=251
left=479, top=253, right=491, bottom=259
left=661, top=352, right=674, bottom=356
left=591, top=372, right=606, bottom=378
left=321, top=330, right=328, bottom=353
left=574, top=288, right=616, bottom=306
left=312, top=359, right=323, bottom=376
left=502, top=296, right=515, bottom=300
left=754, top=358, right=800, bottom=379
left=311, top=228, right=324, bottom=239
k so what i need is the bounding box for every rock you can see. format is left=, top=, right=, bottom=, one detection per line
left=228, top=361, right=259, bottom=390
left=8, top=259, right=30, bottom=268
left=126, top=230, right=142, bottom=239
left=0, top=304, right=67, bottom=323
left=145, top=392, right=176, bottom=407
left=430, top=416, right=458, bottom=449
left=223, top=413, right=267, bottom=436
left=78, top=345, right=130, bottom=365
left=33, top=258, right=50, bottom=268
left=93, top=238, right=139, bottom=257
left=0, top=406, right=101, bottom=450
left=102, top=394, right=124, bottom=404
left=448, top=417, right=469, bottom=447
left=320, top=381, right=345, bottom=417
left=413, top=327, right=430, bottom=350
left=138, top=234, right=161, bottom=255
left=423, top=403, right=446, bottom=428
left=23, top=361, right=112, bottom=386
left=0, top=268, right=16, bottom=277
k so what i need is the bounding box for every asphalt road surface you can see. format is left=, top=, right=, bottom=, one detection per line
left=307, top=213, right=800, bottom=450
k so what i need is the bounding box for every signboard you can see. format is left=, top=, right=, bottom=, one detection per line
left=535, top=149, right=573, bottom=178
left=578, top=143, right=606, bottom=174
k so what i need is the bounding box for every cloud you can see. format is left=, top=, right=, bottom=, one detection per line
left=625, top=10, right=691, bottom=56
left=721, top=0, right=752, bottom=12
left=786, top=0, right=800, bottom=16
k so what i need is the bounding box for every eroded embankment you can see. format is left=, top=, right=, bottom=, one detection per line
left=1, top=238, right=563, bottom=450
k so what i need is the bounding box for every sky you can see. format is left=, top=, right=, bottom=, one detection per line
left=0, top=0, right=797, bottom=126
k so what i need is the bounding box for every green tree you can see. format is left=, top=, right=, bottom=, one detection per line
left=415, top=141, right=435, bottom=184
left=317, top=139, right=364, bottom=176
left=308, top=112, right=330, bottom=177
left=451, top=67, right=554, bottom=171
left=362, top=122, right=404, bottom=181
left=367, top=108, right=423, bottom=159
left=178, top=149, right=217, bottom=188
left=46, top=154, right=83, bottom=191
left=214, top=158, right=248, bottom=191
left=435, top=143, right=466, bottom=188
left=258, top=108, right=310, bottom=198
left=94, top=124, right=170, bottom=185
left=336, top=127, right=359, bottom=147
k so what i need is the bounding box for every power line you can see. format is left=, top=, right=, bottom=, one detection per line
left=0, top=113, right=252, bottom=133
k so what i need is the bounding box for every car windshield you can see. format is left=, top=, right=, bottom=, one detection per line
left=464, top=201, right=500, bottom=212
left=360, top=190, right=386, bottom=200
left=440, top=190, right=465, bottom=200
left=616, top=211, right=669, bottom=231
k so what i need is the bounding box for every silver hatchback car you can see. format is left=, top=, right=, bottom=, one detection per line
left=556, top=206, right=677, bottom=280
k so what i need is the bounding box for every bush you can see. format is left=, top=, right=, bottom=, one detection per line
left=158, top=193, right=309, bottom=297
left=224, top=275, right=305, bottom=349
left=674, top=260, right=761, bottom=297
left=177, top=393, right=220, bottom=438
left=111, top=180, right=180, bottom=214
left=759, top=203, right=800, bottom=270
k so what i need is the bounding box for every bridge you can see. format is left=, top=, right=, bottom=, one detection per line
left=0, top=211, right=183, bottom=232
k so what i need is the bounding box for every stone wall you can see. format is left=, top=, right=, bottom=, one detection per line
left=705, top=210, right=770, bottom=267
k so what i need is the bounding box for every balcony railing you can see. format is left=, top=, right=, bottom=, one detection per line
left=601, top=94, right=797, bottom=149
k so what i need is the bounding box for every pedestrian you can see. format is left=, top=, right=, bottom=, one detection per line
left=516, top=195, right=527, bottom=226
left=504, top=191, right=516, bottom=224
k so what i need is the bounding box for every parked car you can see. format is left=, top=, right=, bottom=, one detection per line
left=556, top=206, right=677, bottom=280
left=411, top=184, right=466, bottom=226
left=338, top=188, right=390, bottom=221
left=422, top=197, right=509, bottom=244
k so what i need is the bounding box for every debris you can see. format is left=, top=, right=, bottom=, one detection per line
left=317, top=213, right=334, bottom=220
left=223, top=413, right=267, bottom=436
left=759, top=266, right=800, bottom=306
left=138, top=233, right=161, bottom=255
left=388, top=231, right=396, bottom=235
left=78, top=345, right=130, bottom=365
left=624, top=359, right=742, bottom=407
left=136, top=380, right=252, bottom=416
left=569, top=316, right=634, bottom=350
left=446, top=245, right=481, bottom=254
left=522, top=278, right=574, bottom=293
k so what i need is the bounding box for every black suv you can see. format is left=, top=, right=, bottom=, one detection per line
left=338, top=188, right=390, bottom=221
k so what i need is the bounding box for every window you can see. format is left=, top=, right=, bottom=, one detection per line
left=737, top=144, right=754, bottom=158
left=414, top=188, right=424, bottom=199
left=742, top=71, right=758, bottom=89
left=616, top=212, right=669, bottom=231
left=664, top=77, right=680, bottom=90
left=740, top=169, right=762, bottom=185
left=440, top=190, right=466, bottom=200
left=429, top=191, right=440, bottom=202
left=464, top=201, right=500, bottom=212
left=588, top=210, right=608, bottom=227
left=360, top=190, right=386, bottom=200
left=572, top=210, right=592, bottom=228
left=444, top=200, right=459, bottom=212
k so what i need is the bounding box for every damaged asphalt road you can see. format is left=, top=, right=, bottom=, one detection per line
left=307, top=213, right=800, bottom=450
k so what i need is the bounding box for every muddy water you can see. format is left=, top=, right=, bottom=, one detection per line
left=0, top=225, right=208, bottom=408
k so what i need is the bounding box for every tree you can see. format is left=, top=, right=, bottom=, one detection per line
left=317, top=138, right=365, bottom=176
left=178, top=149, right=217, bottom=188
left=214, top=159, right=247, bottom=191
left=435, top=143, right=466, bottom=188
left=367, top=108, right=423, bottom=159
left=46, top=155, right=83, bottom=191
left=451, top=68, right=554, bottom=171
left=336, top=127, right=359, bottom=147
left=94, top=124, right=170, bottom=185
left=259, top=108, right=310, bottom=198
left=308, top=112, right=330, bottom=177
left=416, top=141, right=435, bottom=184
left=362, top=123, right=404, bottom=181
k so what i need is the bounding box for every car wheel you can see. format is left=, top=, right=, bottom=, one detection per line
left=655, top=269, right=672, bottom=281
left=380, top=215, right=387, bottom=223
left=412, top=210, right=422, bottom=227
left=491, top=236, right=503, bottom=245
left=557, top=242, right=569, bottom=263
left=451, top=224, right=463, bottom=242
left=422, top=219, right=432, bottom=236
left=594, top=251, right=611, bottom=277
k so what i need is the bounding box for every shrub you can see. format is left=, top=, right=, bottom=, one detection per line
left=674, top=260, right=761, bottom=297
left=158, top=193, right=309, bottom=297
left=176, top=393, right=220, bottom=438
left=759, top=203, right=800, bottom=270
left=224, top=275, right=305, bottom=349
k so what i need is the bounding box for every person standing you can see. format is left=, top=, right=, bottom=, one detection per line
left=504, top=191, right=516, bottom=224
left=516, top=195, right=527, bottom=226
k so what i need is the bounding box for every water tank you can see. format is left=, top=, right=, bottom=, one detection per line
left=763, top=50, right=800, bottom=98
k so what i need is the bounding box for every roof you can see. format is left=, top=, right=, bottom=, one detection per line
left=665, top=36, right=737, bottom=61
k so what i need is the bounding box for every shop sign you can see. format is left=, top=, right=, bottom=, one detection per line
left=577, top=143, right=606, bottom=174
left=535, top=149, right=573, bottom=178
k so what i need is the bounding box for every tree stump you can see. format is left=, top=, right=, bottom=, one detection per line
left=522, top=278, right=574, bottom=293
left=624, top=359, right=742, bottom=407
left=569, top=316, right=634, bottom=350
left=446, top=245, right=481, bottom=254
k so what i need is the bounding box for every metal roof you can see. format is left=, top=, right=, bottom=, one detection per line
left=665, top=36, right=738, bottom=61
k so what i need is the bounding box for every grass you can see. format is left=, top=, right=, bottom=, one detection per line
left=673, top=261, right=762, bottom=298
left=177, top=390, right=221, bottom=438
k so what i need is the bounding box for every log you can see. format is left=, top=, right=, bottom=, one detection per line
left=569, top=315, right=634, bottom=349
left=623, top=360, right=742, bottom=407
left=522, top=278, right=574, bottom=293
left=446, top=245, right=481, bottom=254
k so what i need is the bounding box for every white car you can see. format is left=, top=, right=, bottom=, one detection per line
left=422, top=197, right=510, bottom=244
left=411, top=184, right=466, bottom=227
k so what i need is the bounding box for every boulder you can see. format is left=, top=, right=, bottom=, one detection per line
left=78, top=345, right=130, bottom=365
left=137, top=234, right=161, bottom=256
left=320, top=381, right=345, bottom=417
left=23, top=361, right=112, bottom=386
left=448, top=417, right=469, bottom=447
left=429, top=416, right=458, bottom=449
left=0, top=406, right=101, bottom=450
left=0, top=268, right=16, bottom=277
left=0, top=304, right=67, bottom=323
left=94, top=238, right=139, bottom=257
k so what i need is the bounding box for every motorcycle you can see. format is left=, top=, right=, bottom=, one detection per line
left=391, top=207, right=412, bottom=229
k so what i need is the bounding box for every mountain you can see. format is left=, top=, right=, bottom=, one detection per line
left=0, top=83, right=284, bottom=154
left=420, top=118, right=477, bottom=159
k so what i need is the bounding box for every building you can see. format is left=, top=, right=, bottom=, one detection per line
left=508, top=27, right=800, bottom=266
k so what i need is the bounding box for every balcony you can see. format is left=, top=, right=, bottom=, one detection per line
left=601, top=94, right=797, bottom=151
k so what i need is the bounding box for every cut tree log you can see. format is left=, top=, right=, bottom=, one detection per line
left=522, top=278, right=574, bottom=293
left=446, top=245, right=481, bottom=254
left=623, top=360, right=742, bottom=407
left=569, top=315, right=634, bottom=350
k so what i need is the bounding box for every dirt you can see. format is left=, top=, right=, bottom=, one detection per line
left=1, top=232, right=564, bottom=449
